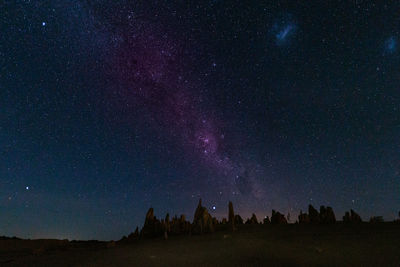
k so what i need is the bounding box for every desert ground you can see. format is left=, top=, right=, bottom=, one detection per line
left=1, top=223, right=400, bottom=266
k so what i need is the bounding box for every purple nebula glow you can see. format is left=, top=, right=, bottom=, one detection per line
left=106, top=20, right=265, bottom=200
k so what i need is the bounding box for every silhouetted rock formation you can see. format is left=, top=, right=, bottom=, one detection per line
left=298, top=205, right=336, bottom=224
left=119, top=226, right=139, bottom=243
left=245, top=213, right=258, bottom=224
left=319, top=206, right=336, bottom=224
left=141, top=208, right=163, bottom=238
left=170, top=216, right=178, bottom=234
left=234, top=214, right=243, bottom=225
left=343, top=209, right=362, bottom=223
left=129, top=227, right=139, bottom=239
left=251, top=213, right=258, bottom=224
left=271, top=210, right=287, bottom=224
left=181, top=215, right=191, bottom=233
left=369, top=216, right=383, bottom=223
left=319, top=206, right=327, bottom=222
left=192, top=199, right=214, bottom=234
left=164, top=214, right=171, bottom=233
left=343, top=212, right=350, bottom=223
left=350, top=209, right=362, bottom=223
left=121, top=200, right=398, bottom=244
left=170, top=215, right=191, bottom=235
left=298, top=211, right=310, bottom=224
left=228, top=201, right=236, bottom=231
left=308, top=205, right=320, bottom=224
left=212, top=217, right=219, bottom=226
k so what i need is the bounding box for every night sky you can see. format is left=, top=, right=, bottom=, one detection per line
left=1, top=1, right=400, bottom=240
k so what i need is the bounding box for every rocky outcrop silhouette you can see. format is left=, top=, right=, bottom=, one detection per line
left=271, top=210, right=287, bottom=224
left=170, top=215, right=180, bottom=234
left=228, top=201, right=236, bottom=231
left=298, top=205, right=336, bottom=224
left=120, top=200, right=393, bottom=243
left=308, top=205, right=320, bottom=224
left=369, top=216, right=383, bottom=223
left=164, top=213, right=171, bottom=233
left=245, top=213, right=258, bottom=224
left=192, top=199, right=214, bottom=234
left=212, top=217, right=219, bottom=226
left=170, top=214, right=191, bottom=235
left=140, top=208, right=163, bottom=238
left=129, top=227, right=139, bottom=239
left=343, top=211, right=351, bottom=223
left=119, top=226, right=139, bottom=243
left=234, top=214, right=243, bottom=225
left=319, top=206, right=336, bottom=224
left=298, top=211, right=310, bottom=224
left=343, top=209, right=362, bottom=223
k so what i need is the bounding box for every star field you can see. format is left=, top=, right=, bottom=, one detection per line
left=1, top=1, right=400, bottom=240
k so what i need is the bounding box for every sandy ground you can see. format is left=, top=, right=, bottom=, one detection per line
left=1, top=223, right=400, bottom=266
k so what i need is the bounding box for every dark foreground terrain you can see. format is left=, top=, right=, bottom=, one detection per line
left=1, top=223, right=400, bottom=266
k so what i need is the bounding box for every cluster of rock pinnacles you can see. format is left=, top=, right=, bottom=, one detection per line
left=119, top=200, right=363, bottom=242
